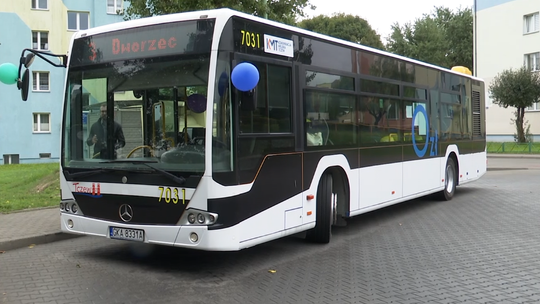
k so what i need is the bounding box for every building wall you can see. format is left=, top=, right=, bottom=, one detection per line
left=476, top=0, right=540, bottom=141
left=0, top=0, right=126, bottom=164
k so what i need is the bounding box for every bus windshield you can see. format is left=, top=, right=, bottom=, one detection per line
left=62, top=55, right=211, bottom=174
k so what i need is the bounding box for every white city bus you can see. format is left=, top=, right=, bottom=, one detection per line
left=51, top=8, right=486, bottom=251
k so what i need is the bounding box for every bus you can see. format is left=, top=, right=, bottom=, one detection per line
left=28, top=8, right=487, bottom=250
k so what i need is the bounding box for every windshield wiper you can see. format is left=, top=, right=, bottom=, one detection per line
left=63, top=168, right=109, bottom=179
left=99, top=160, right=186, bottom=185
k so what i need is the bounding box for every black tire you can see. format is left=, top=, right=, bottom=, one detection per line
left=440, top=157, right=457, bottom=201
left=306, top=174, right=334, bottom=243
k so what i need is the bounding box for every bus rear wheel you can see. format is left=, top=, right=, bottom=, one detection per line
left=306, top=173, right=335, bottom=243
left=440, top=157, right=457, bottom=201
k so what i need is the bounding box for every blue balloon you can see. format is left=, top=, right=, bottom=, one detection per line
left=231, top=62, right=259, bottom=92
left=187, top=93, right=207, bottom=113
left=0, top=63, right=18, bottom=85
left=218, top=72, right=229, bottom=96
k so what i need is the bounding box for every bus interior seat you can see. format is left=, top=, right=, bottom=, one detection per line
left=310, top=119, right=329, bottom=145
left=177, top=127, right=205, bottom=145
left=191, top=127, right=205, bottom=139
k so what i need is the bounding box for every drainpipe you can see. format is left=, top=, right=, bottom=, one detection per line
left=474, top=0, right=478, bottom=77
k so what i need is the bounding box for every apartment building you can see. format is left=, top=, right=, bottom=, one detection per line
left=475, top=0, right=540, bottom=141
left=0, top=0, right=126, bottom=164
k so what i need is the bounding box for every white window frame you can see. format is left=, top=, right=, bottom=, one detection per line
left=32, top=71, right=50, bottom=92
left=524, top=52, right=540, bottom=72
left=67, top=11, right=90, bottom=31
left=33, top=113, right=51, bottom=133
left=107, top=0, right=123, bottom=14
left=32, top=31, right=49, bottom=50
left=31, top=0, right=48, bottom=10
left=524, top=12, right=540, bottom=34
left=527, top=101, right=540, bottom=111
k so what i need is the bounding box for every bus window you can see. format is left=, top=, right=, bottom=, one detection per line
left=239, top=63, right=292, bottom=134
left=64, top=54, right=211, bottom=173
left=357, top=96, right=402, bottom=145
left=304, top=90, right=356, bottom=147
left=403, top=101, right=428, bottom=144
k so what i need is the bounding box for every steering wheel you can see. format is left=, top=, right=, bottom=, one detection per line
left=127, top=145, right=154, bottom=158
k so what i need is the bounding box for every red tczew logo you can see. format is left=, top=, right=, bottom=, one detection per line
left=73, top=183, right=102, bottom=197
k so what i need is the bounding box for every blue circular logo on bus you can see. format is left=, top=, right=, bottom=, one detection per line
left=412, top=105, right=429, bottom=158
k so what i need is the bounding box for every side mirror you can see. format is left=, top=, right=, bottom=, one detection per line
left=22, top=53, right=35, bottom=68
left=1, top=49, right=67, bottom=102
left=19, top=69, right=30, bottom=101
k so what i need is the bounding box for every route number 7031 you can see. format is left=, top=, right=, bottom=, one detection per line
left=158, top=187, right=186, bottom=204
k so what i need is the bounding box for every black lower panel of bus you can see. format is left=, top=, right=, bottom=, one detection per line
left=208, top=153, right=303, bottom=230
left=74, top=194, right=188, bottom=225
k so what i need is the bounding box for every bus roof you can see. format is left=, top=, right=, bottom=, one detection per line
left=73, top=8, right=483, bottom=82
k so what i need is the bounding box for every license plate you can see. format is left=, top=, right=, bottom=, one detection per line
left=109, top=226, right=144, bottom=242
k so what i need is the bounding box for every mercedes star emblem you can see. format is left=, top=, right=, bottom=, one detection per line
left=119, top=204, right=133, bottom=222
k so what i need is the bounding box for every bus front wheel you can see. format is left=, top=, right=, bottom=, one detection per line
left=306, top=173, right=335, bottom=243
left=440, top=157, right=457, bottom=201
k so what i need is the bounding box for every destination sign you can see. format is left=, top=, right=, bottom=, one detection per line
left=70, top=19, right=215, bottom=67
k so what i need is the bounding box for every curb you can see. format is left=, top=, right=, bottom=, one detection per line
left=487, top=154, right=540, bottom=159
left=487, top=167, right=529, bottom=171
left=0, top=232, right=83, bottom=252
left=0, top=206, right=57, bottom=215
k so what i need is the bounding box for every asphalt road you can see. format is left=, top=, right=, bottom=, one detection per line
left=2, top=169, right=540, bottom=304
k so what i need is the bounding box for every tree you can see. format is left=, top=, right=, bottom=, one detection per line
left=489, top=67, right=540, bottom=143
left=124, top=0, right=314, bottom=25
left=386, top=6, right=473, bottom=71
left=297, top=13, right=385, bottom=50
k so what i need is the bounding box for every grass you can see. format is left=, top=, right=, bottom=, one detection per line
left=0, top=163, right=60, bottom=214
left=487, top=142, right=540, bottom=154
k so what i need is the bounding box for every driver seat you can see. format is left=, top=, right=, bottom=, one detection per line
left=190, top=127, right=205, bottom=145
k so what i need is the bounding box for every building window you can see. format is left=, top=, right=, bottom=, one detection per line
left=68, top=11, right=89, bottom=30
left=527, top=100, right=540, bottom=111
left=107, top=0, right=123, bottom=14
left=33, top=113, right=50, bottom=133
left=39, top=153, right=51, bottom=158
left=32, top=72, right=50, bottom=91
left=3, top=154, right=20, bottom=164
left=31, top=0, right=47, bottom=9
left=32, top=31, right=48, bottom=50
left=524, top=12, right=540, bottom=34
left=525, top=52, right=540, bottom=71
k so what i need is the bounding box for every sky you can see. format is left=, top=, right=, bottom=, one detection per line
left=305, top=0, right=474, bottom=42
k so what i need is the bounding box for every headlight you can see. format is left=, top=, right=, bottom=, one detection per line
left=179, top=209, right=218, bottom=226
left=197, top=213, right=205, bottom=224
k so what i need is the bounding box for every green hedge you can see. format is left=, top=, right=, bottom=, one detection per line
left=487, top=142, right=540, bottom=154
